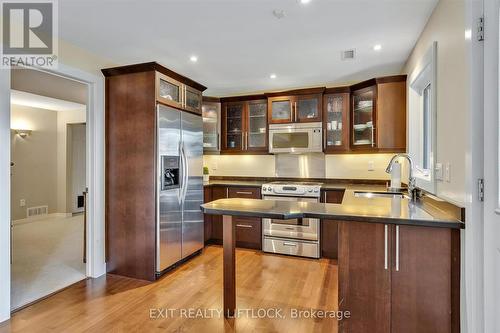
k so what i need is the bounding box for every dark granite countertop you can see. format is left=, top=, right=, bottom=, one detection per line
left=203, top=180, right=265, bottom=187
left=201, top=189, right=465, bottom=229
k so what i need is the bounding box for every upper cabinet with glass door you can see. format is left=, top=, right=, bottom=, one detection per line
left=267, top=89, right=324, bottom=124
left=324, top=91, right=349, bottom=152
left=351, top=85, right=377, bottom=149
left=202, top=99, right=220, bottom=153
left=156, top=71, right=204, bottom=115
left=220, top=98, right=268, bottom=154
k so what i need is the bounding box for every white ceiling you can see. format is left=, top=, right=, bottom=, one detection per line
left=11, top=90, right=86, bottom=112
left=59, top=0, right=438, bottom=96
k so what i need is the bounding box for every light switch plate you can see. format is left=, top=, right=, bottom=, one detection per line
left=368, top=161, right=375, bottom=171
left=211, top=161, right=218, bottom=170
left=435, top=163, right=443, bottom=181
left=20, top=199, right=25, bottom=207
left=445, top=162, right=451, bottom=182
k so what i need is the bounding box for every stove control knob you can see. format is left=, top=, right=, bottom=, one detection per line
left=268, top=187, right=272, bottom=192
left=314, top=189, right=319, bottom=193
left=263, top=187, right=267, bottom=191
left=308, top=189, right=313, bottom=192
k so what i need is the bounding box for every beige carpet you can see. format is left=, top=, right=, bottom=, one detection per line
left=11, top=215, right=86, bottom=310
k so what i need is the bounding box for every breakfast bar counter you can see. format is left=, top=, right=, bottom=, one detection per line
left=201, top=194, right=462, bottom=331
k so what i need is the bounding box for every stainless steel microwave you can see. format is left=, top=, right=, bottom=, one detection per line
left=268, top=122, right=323, bottom=154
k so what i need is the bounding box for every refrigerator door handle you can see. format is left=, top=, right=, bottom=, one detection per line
left=180, top=143, right=189, bottom=203
left=177, top=141, right=183, bottom=205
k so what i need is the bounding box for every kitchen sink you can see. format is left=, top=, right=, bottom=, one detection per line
left=353, top=191, right=407, bottom=199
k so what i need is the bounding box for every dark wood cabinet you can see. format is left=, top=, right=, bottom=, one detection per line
left=338, top=221, right=460, bottom=333
left=323, top=91, right=350, bottom=153
left=102, top=62, right=206, bottom=281
left=268, top=93, right=322, bottom=124
left=207, top=185, right=262, bottom=250
left=227, top=187, right=262, bottom=250
left=320, top=189, right=345, bottom=259
left=349, top=76, right=406, bottom=153
left=210, top=186, right=228, bottom=242
left=391, top=225, right=457, bottom=333
left=338, top=221, right=391, bottom=333
left=203, top=187, right=212, bottom=244
left=221, top=98, right=268, bottom=154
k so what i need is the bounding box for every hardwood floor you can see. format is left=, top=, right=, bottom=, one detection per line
left=1, top=246, right=339, bottom=333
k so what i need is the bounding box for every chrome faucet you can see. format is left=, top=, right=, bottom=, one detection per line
left=385, top=153, right=420, bottom=201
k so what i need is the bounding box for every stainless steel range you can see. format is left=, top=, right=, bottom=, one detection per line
left=261, top=181, right=322, bottom=258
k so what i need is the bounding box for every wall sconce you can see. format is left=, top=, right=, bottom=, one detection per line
left=14, top=129, right=32, bottom=138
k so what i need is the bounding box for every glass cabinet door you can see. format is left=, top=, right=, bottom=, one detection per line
left=156, top=72, right=183, bottom=109
left=269, top=97, right=293, bottom=123
left=247, top=100, right=267, bottom=150
left=324, top=93, right=349, bottom=151
left=185, top=86, right=202, bottom=114
left=352, top=87, right=376, bottom=148
left=296, top=94, right=322, bottom=122
left=202, top=101, right=220, bottom=152
left=224, top=103, right=244, bottom=150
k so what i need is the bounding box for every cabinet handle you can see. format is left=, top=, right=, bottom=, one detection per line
left=395, top=225, right=400, bottom=271
left=294, top=102, right=297, bottom=122
left=245, top=132, right=248, bottom=150
left=241, top=132, right=244, bottom=149
left=289, top=102, right=293, bottom=122
left=371, top=127, right=375, bottom=148
left=236, top=191, right=254, bottom=195
left=226, top=188, right=229, bottom=198
left=236, top=224, right=253, bottom=228
left=384, top=224, right=388, bottom=270
left=283, top=242, right=297, bottom=247
left=323, top=191, right=327, bottom=203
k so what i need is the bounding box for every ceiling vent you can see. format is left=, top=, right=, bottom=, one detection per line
left=341, top=49, right=356, bottom=60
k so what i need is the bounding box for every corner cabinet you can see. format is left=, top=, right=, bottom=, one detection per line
left=338, top=221, right=460, bottom=333
left=221, top=98, right=268, bottom=154
left=349, top=76, right=406, bottom=153
left=156, top=72, right=203, bottom=114
left=202, top=98, right=221, bottom=153
left=267, top=89, right=324, bottom=124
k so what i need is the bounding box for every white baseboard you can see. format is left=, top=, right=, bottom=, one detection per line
left=12, top=213, right=74, bottom=226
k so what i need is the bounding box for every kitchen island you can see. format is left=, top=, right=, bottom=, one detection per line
left=201, top=191, right=463, bottom=332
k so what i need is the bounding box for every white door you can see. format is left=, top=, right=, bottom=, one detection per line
left=483, top=0, right=500, bottom=331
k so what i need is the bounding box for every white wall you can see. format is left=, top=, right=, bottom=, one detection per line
left=203, top=153, right=397, bottom=180
left=57, top=110, right=86, bottom=213
left=10, top=106, right=59, bottom=220
left=403, top=0, right=467, bottom=205
left=0, top=68, right=11, bottom=322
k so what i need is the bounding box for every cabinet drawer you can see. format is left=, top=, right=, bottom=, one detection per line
left=235, top=217, right=261, bottom=249
left=227, top=187, right=261, bottom=199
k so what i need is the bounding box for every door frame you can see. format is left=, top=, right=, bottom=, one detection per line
left=0, top=63, right=105, bottom=322
left=482, top=0, right=500, bottom=332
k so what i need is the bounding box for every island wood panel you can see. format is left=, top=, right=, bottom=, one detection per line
left=391, top=225, right=456, bottom=333
left=376, top=81, right=406, bottom=151
left=320, top=190, right=345, bottom=259
left=338, top=221, right=391, bottom=333
left=105, top=70, right=157, bottom=281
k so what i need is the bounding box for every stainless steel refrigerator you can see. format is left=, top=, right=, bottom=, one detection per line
left=156, top=104, right=204, bottom=273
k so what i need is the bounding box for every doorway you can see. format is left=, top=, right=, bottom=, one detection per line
left=9, top=68, right=88, bottom=310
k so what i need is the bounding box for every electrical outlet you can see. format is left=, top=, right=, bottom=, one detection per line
left=445, top=162, right=451, bottom=182
left=20, top=199, right=25, bottom=207
left=368, top=161, right=375, bottom=171
left=211, top=161, right=218, bottom=170
left=435, top=163, right=443, bottom=181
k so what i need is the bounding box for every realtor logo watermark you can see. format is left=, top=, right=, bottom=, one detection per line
left=1, top=0, right=58, bottom=68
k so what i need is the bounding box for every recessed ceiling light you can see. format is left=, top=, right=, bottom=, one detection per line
left=373, top=44, right=382, bottom=51
left=300, top=0, right=311, bottom=4
left=270, top=74, right=277, bottom=79
left=189, top=55, right=198, bottom=62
